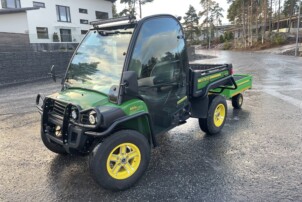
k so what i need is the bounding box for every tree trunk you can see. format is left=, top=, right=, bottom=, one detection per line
left=251, top=0, right=253, bottom=46
left=288, top=16, right=292, bottom=33
left=288, top=2, right=295, bottom=33
left=208, top=0, right=211, bottom=49
left=242, top=0, right=247, bottom=48
left=262, top=0, right=267, bottom=44
left=139, top=0, right=142, bottom=18
left=269, top=0, right=273, bottom=34
left=277, top=0, right=280, bottom=32
left=256, top=1, right=259, bottom=42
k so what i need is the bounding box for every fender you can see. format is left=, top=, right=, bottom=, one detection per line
left=85, top=112, right=158, bottom=147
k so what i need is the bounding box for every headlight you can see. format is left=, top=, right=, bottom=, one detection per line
left=55, top=126, right=62, bottom=137
left=71, top=109, right=78, bottom=120
left=89, top=111, right=97, bottom=125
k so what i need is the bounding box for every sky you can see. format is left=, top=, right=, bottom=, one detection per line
left=115, top=0, right=230, bottom=25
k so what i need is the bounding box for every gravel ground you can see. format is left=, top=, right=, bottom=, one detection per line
left=1, top=50, right=302, bottom=201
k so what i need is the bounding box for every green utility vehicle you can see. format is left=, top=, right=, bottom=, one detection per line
left=36, top=14, right=252, bottom=190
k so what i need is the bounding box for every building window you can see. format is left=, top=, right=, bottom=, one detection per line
left=80, top=19, right=89, bottom=24
left=1, top=0, right=21, bottom=8
left=79, top=8, right=87, bottom=14
left=56, top=5, right=71, bottom=22
left=60, top=29, right=72, bottom=42
left=36, top=27, right=49, bottom=39
left=95, top=11, right=108, bottom=20
left=33, top=1, right=45, bottom=8
left=81, top=30, right=88, bottom=35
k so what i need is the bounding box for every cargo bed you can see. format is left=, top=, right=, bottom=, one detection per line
left=189, top=64, right=234, bottom=98
left=211, top=74, right=253, bottom=99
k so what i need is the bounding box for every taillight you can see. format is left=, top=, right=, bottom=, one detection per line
left=230, top=68, right=234, bottom=75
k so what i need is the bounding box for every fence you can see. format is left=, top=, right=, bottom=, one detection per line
left=0, top=39, right=78, bottom=86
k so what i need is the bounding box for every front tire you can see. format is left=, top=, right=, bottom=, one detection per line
left=199, top=95, right=227, bottom=135
left=89, top=130, right=150, bottom=191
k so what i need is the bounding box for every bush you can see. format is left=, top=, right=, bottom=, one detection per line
left=201, top=40, right=208, bottom=47
left=272, top=33, right=286, bottom=45
left=223, top=42, right=232, bottom=50
left=191, top=39, right=202, bottom=45
left=53, top=32, right=60, bottom=42
left=219, top=35, right=225, bottom=43
left=212, top=37, right=221, bottom=45
left=224, top=31, right=234, bottom=41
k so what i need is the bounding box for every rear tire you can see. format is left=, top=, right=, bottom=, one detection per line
left=232, top=93, right=243, bottom=109
left=199, top=95, right=227, bottom=135
left=89, top=130, right=150, bottom=191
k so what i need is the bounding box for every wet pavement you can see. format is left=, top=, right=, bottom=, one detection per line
left=1, top=50, right=302, bottom=201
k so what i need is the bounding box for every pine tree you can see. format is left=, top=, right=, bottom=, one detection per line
left=112, top=3, right=120, bottom=18
left=183, top=5, right=200, bottom=45
left=283, top=0, right=299, bottom=33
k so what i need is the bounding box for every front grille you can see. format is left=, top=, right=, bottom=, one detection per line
left=81, top=114, right=89, bottom=124
left=53, top=101, right=67, bottom=117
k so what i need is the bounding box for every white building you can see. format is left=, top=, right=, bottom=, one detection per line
left=0, top=0, right=114, bottom=43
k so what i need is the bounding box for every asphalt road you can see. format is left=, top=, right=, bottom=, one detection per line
left=1, top=50, right=302, bottom=201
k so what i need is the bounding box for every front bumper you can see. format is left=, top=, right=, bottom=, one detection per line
left=43, top=124, right=89, bottom=153
left=37, top=95, right=97, bottom=153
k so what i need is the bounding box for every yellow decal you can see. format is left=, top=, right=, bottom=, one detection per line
left=198, top=77, right=210, bottom=83
left=177, top=96, right=188, bottom=105
left=237, top=80, right=250, bottom=86
left=198, top=73, right=223, bottom=83
left=210, top=73, right=222, bottom=79
left=231, top=86, right=251, bottom=97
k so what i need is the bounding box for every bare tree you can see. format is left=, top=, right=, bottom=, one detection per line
left=119, top=0, right=153, bottom=18
left=277, top=0, right=281, bottom=32
left=199, top=0, right=223, bottom=48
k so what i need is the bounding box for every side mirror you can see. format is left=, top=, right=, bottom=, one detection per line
left=49, top=65, right=57, bottom=82
left=119, top=71, right=138, bottom=104
left=122, top=71, right=138, bottom=95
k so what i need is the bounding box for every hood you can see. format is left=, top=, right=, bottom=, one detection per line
left=49, top=88, right=109, bottom=110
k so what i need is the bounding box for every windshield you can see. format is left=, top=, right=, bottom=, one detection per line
left=64, top=28, right=133, bottom=94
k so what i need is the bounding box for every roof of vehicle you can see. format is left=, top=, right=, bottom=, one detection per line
left=90, top=16, right=138, bottom=29
left=90, top=14, right=181, bottom=30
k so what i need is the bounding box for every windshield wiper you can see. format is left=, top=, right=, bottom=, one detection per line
left=63, top=85, right=108, bottom=96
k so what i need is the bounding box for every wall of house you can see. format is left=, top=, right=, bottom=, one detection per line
left=0, top=12, right=28, bottom=33
left=278, top=28, right=302, bottom=34
left=19, top=0, right=112, bottom=43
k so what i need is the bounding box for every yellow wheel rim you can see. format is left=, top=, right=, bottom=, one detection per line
left=213, top=104, right=226, bottom=127
left=106, top=143, right=141, bottom=180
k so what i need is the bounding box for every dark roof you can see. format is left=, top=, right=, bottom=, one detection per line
left=0, top=7, right=39, bottom=15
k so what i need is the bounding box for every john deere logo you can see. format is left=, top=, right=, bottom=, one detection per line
left=130, top=106, right=139, bottom=112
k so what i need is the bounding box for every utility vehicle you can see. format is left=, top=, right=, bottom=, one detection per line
left=36, top=14, right=252, bottom=190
